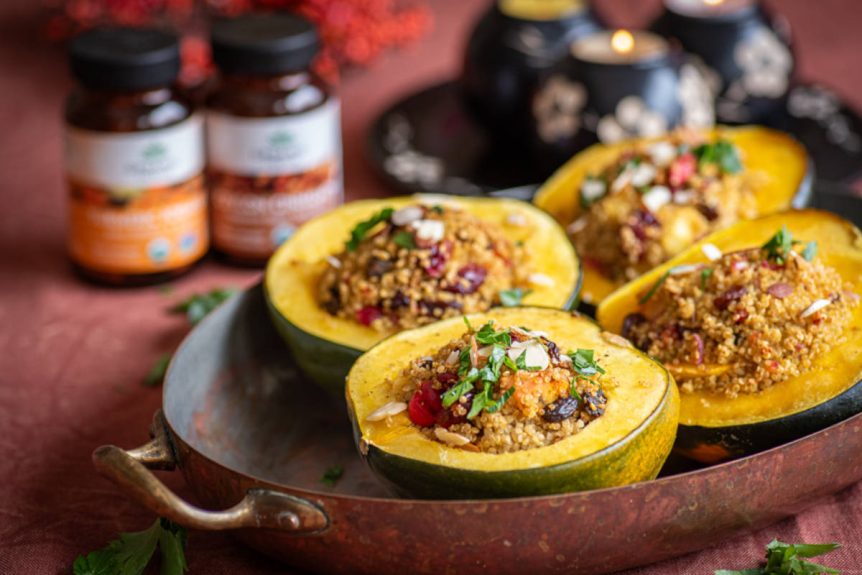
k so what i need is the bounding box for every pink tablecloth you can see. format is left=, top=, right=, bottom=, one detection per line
left=2, top=0, right=862, bottom=573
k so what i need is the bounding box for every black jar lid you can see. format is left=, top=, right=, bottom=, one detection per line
left=210, top=13, right=320, bottom=76
left=70, top=27, right=180, bottom=91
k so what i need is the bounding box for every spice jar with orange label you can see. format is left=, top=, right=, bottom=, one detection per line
left=207, top=14, right=343, bottom=265
left=65, top=28, right=208, bottom=285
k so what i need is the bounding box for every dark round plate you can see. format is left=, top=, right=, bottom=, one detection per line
left=368, top=80, right=862, bottom=198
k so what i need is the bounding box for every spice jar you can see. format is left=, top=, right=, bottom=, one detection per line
left=66, top=28, right=208, bottom=286
left=207, top=14, right=343, bottom=265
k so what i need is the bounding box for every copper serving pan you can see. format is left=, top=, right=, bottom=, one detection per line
left=91, top=279, right=862, bottom=575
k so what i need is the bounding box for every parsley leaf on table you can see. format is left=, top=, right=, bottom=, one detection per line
left=321, top=464, right=344, bottom=486
left=73, top=518, right=188, bottom=575
left=170, top=288, right=238, bottom=325
left=715, top=539, right=841, bottom=575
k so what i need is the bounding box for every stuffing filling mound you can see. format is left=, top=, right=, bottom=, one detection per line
left=319, top=204, right=532, bottom=331
left=623, top=227, right=859, bottom=397
left=367, top=320, right=608, bottom=453
left=570, top=131, right=757, bottom=282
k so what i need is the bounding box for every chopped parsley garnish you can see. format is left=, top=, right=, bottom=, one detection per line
left=485, top=387, right=515, bottom=414
left=170, top=288, right=238, bottom=325
left=474, top=321, right=512, bottom=346
left=73, top=518, right=187, bottom=575
left=144, top=353, right=172, bottom=388
left=639, top=270, right=671, bottom=304
left=441, top=368, right=479, bottom=408
left=701, top=267, right=713, bottom=289
left=694, top=139, right=742, bottom=174
left=714, top=539, right=841, bottom=575
left=499, top=288, right=531, bottom=307
left=346, top=207, right=394, bottom=251
left=477, top=345, right=507, bottom=382
left=321, top=464, right=344, bottom=486
left=457, top=346, right=472, bottom=377
left=463, top=316, right=473, bottom=332
left=762, top=226, right=817, bottom=265
left=430, top=205, right=445, bottom=214
left=568, top=349, right=605, bottom=378
left=392, top=230, right=416, bottom=249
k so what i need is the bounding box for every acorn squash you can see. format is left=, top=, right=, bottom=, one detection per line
left=533, top=126, right=813, bottom=309
left=597, top=210, right=862, bottom=463
left=346, top=307, right=679, bottom=499
left=265, top=196, right=581, bottom=396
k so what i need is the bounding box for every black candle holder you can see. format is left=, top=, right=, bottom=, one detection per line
left=530, top=30, right=714, bottom=167
left=652, top=0, right=795, bottom=124
left=460, top=0, right=604, bottom=147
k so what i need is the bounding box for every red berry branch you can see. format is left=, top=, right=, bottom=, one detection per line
left=43, top=0, right=433, bottom=84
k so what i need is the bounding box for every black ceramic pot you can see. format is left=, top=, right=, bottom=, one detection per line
left=531, top=30, right=715, bottom=170
left=461, top=0, right=604, bottom=148
left=652, top=0, right=795, bottom=124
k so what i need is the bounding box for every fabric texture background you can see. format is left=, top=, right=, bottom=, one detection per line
left=1, top=0, right=861, bottom=572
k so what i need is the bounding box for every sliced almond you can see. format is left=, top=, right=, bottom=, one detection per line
left=528, top=273, right=555, bottom=287
left=506, top=212, right=528, bottom=227
left=523, top=343, right=550, bottom=371
left=446, top=349, right=461, bottom=365
left=326, top=255, right=342, bottom=269
left=434, top=427, right=471, bottom=446
left=642, top=185, right=671, bottom=213
left=800, top=298, right=832, bottom=319
left=601, top=331, right=632, bottom=348
left=391, top=206, right=423, bottom=226
left=412, top=219, right=445, bottom=243
left=701, top=243, right=722, bottom=261
left=366, top=401, right=407, bottom=422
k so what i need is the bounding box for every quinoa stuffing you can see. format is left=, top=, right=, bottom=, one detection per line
left=570, top=131, right=757, bottom=282
left=369, top=320, right=608, bottom=453
left=623, top=227, right=859, bottom=397
left=319, top=204, right=532, bottom=330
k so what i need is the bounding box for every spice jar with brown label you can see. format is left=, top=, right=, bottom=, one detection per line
left=65, top=28, right=208, bottom=285
left=207, top=14, right=343, bottom=265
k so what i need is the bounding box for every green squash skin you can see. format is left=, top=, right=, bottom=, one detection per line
left=676, top=378, right=862, bottom=463
left=265, top=265, right=583, bottom=398
left=265, top=292, right=360, bottom=398
left=349, top=374, right=679, bottom=499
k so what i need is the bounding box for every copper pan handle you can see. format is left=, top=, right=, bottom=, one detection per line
left=92, top=410, right=329, bottom=534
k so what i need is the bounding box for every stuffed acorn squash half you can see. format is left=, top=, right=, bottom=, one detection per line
left=598, top=210, right=862, bottom=463
left=346, top=307, right=679, bottom=499
left=265, top=196, right=581, bottom=396
left=533, top=126, right=812, bottom=309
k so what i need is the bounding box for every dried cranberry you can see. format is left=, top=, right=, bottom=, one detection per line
left=436, top=372, right=458, bottom=388
left=585, top=389, right=607, bottom=417
left=366, top=258, right=394, bottom=277
left=714, top=285, right=747, bottom=311
left=766, top=282, right=794, bottom=299
left=546, top=340, right=561, bottom=362
left=669, top=153, right=696, bottom=188
left=542, top=397, right=580, bottom=422
left=407, top=382, right=442, bottom=427
left=627, top=210, right=660, bottom=243
left=622, top=313, right=646, bottom=340
left=734, top=309, right=749, bottom=324
left=390, top=291, right=411, bottom=309
left=356, top=306, right=383, bottom=326
left=445, top=264, right=488, bottom=294
left=437, top=398, right=470, bottom=428
left=698, top=204, right=719, bottom=221
left=424, top=240, right=451, bottom=277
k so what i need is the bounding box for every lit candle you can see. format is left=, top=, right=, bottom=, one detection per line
left=498, top=0, right=586, bottom=21
left=571, top=29, right=670, bottom=65
left=664, top=0, right=755, bottom=18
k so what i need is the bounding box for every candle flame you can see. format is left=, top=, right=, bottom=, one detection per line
left=704, top=0, right=724, bottom=5
left=611, top=30, right=634, bottom=55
